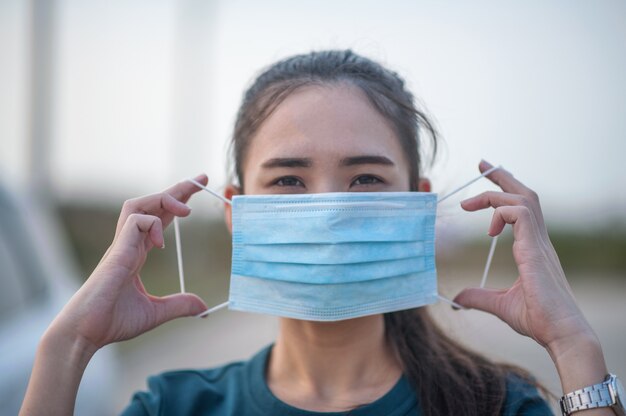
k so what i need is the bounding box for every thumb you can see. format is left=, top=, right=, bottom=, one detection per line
left=453, top=287, right=506, bottom=315
left=153, top=293, right=208, bottom=323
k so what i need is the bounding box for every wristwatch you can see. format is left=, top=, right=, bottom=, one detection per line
left=560, top=374, right=625, bottom=415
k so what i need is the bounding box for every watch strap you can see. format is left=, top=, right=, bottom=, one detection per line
left=560, top=376, right=614, bottom=415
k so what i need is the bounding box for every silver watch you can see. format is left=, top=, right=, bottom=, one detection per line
left=560, top=374, right=625, bottom=415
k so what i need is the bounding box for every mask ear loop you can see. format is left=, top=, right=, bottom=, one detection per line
left=436, top=165, right=502, bottom=309
left=171, top=179, right=232, bottom=318
left=188, top=178, right=232, bottom=205
left=480, top=235, right=498, bottom=289
left=173, top=217, right=185, bottom=294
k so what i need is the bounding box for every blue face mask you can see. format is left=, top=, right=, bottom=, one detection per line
left=228, top=192, right=438, bottom=321
left=180, top=165, right=502, bottom=321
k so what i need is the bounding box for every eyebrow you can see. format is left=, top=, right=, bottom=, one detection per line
left=261, top=158, right=312, bottom=169
left=339, top=155, right=394, bottom=167
left=260, top=155, right=395, bottom=169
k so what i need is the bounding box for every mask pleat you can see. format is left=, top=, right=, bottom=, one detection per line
left=235, top=241, right=433, bottom=264
left=229, top=270, right=438, bottom=321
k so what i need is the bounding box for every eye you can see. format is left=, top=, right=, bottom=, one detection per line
left=274, top=176, right=305, bottom=187
left=351, top=175, right=383, bottom=187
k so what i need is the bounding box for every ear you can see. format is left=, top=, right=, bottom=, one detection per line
left=224, top=185, right=241, bottom=234
left=417, top=177, right=431, bottom=192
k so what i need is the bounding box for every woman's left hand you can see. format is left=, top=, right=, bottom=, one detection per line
left=453, top=161, right=605, bottom=379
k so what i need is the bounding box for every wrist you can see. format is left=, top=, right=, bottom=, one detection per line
left=20, top=322, right=99, bottom=415
left=548, top=331, right=608, bottom=394
left=41, top=321, right=99, bottom=369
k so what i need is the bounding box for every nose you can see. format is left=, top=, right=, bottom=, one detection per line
left=309, top=177, right=345, bottom=194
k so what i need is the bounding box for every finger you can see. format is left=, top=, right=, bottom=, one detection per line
left=151, top=293, right=208, bottom=323
left=461, top=191, right=530, bottom=212
left=163, top=173, right=209, bottom=202
left=116, top=177, right=205, bottom=235
left=488, top=205, right=539, bottom=242
left=453, top=286, right=507, bottom=315
left=104, top=214, right=164, bottom=277
left=479, top=160, right=538, bottom=200
left=119, top=213, right=164, bottom=252
left=119, top=192, right=191, bottom=222
left=464, top=170, right=548, bottom=238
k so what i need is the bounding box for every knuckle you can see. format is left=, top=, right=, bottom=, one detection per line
left=122, top=197, right=149, bottom=215
left=126, top=213, right=160, bottom=232
left=164, top=192, right=180, bottom=207
left=157, top=193, right=168, bottom=208
left=122, top=198, right=136, bottom=211
left=518, top=195, right=530, bottom=207
left=484, top=191, right=499, bottom=203
left=126, top=212, right=141, bottom=224
left=493, top=206, right=505, bottom=218
left=528, top=190, right=540, bottom=202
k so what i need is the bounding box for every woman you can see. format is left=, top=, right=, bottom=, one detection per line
left=20, top=50, right=618, bottom=416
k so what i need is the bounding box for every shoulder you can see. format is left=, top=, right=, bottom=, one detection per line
left=501, top=373, right=554, bottom=416
left=120, top=346, right=270, bottom=416
left=120, top=362, right=246, bottom=416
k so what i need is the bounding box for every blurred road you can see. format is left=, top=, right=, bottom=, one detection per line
left=112, top=274, right=625, bottom=414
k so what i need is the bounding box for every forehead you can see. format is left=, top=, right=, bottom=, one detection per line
left=244, top=83, right=406, bottom=164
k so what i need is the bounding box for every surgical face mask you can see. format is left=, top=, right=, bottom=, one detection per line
left=228, top=192, right=437, bottom=321
left=176, top=165, right=501, bottom=320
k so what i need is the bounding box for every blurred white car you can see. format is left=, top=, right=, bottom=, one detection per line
left=0, top=183, right=116, bottom=415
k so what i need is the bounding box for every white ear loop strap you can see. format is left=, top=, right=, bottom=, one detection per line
left=173, top=179, right=233, bottom=318
left=188, top=178, right=232, bottom=205
left=438, top=165, right=501, bottom=203
left=480, top=235, right=498, bottom=289
left=173, top=217, right=185, bottom=294
left=196, top=301, right=229, bottom=318
left=436, top=165, right=502, bottom=309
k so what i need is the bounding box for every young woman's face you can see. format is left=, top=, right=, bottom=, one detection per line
left=240, top=84, right=413, bottom=195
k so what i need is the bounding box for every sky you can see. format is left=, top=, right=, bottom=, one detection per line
left=1, top=0, right=625, bottom=230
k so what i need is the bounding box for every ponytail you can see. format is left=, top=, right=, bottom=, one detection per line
left=385, top=308, right=536, bottom=416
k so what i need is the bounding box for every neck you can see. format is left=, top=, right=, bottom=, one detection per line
left=267, top=315, right=402, bottom=412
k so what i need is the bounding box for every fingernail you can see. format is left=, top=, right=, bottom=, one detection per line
left=451, top=304, right=460, bottom=311
left=481, top=159, right=494, bottom=168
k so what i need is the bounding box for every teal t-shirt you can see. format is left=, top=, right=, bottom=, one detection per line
left=121, top=345, right=553, bottom=415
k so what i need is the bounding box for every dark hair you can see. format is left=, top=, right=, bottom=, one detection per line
left=230, top=49, right=437, bottom=191
left=229, top=49, right=532, bottom=416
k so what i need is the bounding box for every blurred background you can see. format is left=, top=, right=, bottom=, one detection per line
left=0, top=0, right=624, bottom=414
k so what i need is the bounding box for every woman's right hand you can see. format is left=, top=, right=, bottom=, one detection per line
left=21, top=176, right=211, bottom=415
left=49, top=174, right=209, bottom=351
